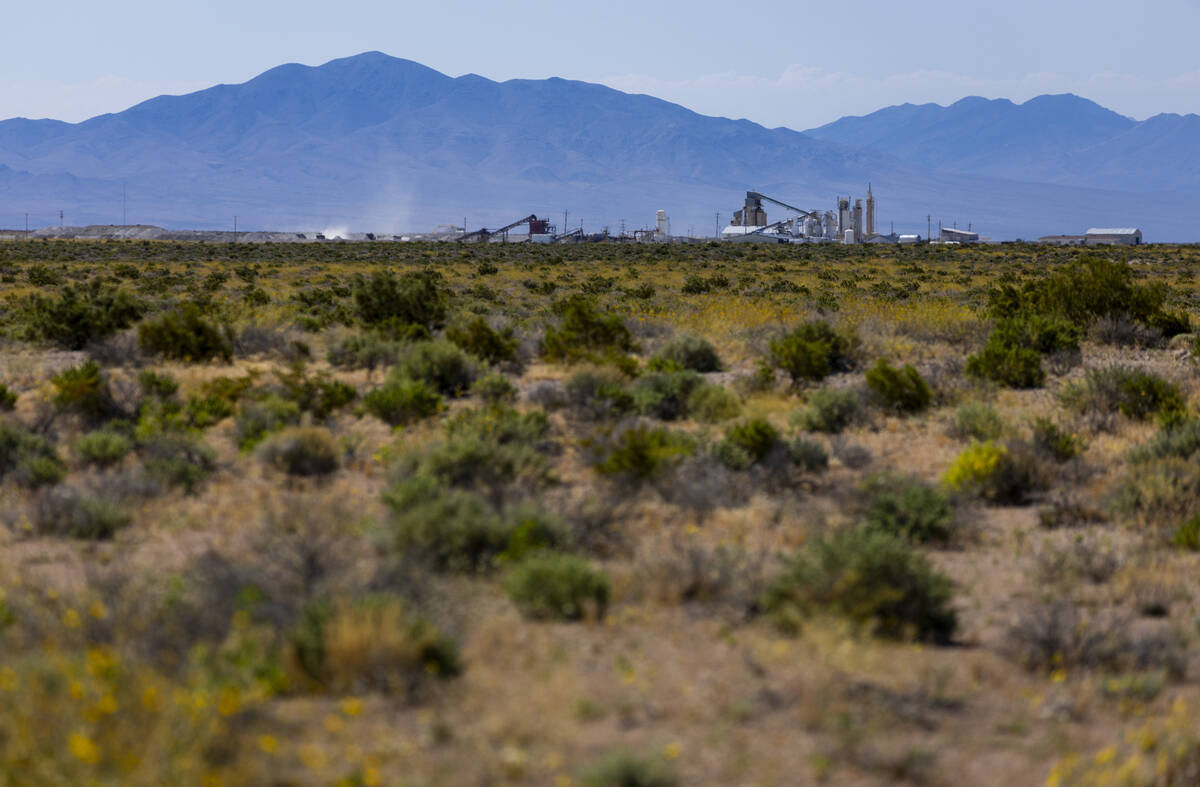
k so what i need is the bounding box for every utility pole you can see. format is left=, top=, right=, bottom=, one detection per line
left=927, top=214, right=931, bottom=242
left=715, top=212, right=720, bottom=238
left=619, top=218, right=626, bottom=239
left=59, top=210, right=64, bottom=228
left=563, top=209, right=569, bottom=235
left=233, top=215, right=238, bottom=240
left=24, top=212, right=29, bottom=239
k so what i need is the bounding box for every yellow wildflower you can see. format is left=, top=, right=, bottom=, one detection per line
left=217, top=687, right=240, bottom=717
left=62, top=608, right=82, bottom=629
left=68, top=732, right=101, bottom=764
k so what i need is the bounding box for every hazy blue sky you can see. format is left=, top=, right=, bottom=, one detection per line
left=5, top=0, right=1200, bottom=128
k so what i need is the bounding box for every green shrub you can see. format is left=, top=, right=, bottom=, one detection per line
left=0, top=384, right=16, bottom=412
left=380, top=475, right=508, bottom=571
left=787, top=436, right=829, bottom=472
left=767, top=322, right=858, bottom=386
left=21, top=455, right=68, bottom=488
left=362, top=376, right=443, bottom=427
left=590, top=425, right=694, bottom=481
left=681, top=274, right=711, bottom=295
left=184, top=393, right=234, bottom=429
left=652, top=335, right=722, bottom=372
left=234, top=395, right=302, bottom=450
left=138, top=304, right=234, bottom=362
left=1171, top=515, right=1200, bottom=551
left=497, top=507, right=568, bottom=563
left=73, top=430, right=132, bottom=468
left=0, top=423, right=66, bottom=488
left=396, top=340, right=482, bottom=397
left=942, top=440, right=1049, bottom=504
left=258, top=427, right=341, bottom=477
left=401, top=406, right=552, bottom=499
left=137, top=370, right=179, bottom=400
left=578, top=751, right=678, bottom=787
left=1031, top=418, right=1083, bottom=462
left=19, top=283, right=143, bottom=350
left=504, top=554, right=610, bottom=621
left=446, top=315, right=519, bottom=365
left=1060, top=366, right=1184, bottom=421
left=139, top=432, right=216, bottom=494
left=472, top=372, right=518, bottom=404
left=859, top=474, right=954, bottom=544
left=1127, top=418, right=1200, bottom=464
left=990, top=257, right=1187, bottom=337
left=326, top=332, right=406, bottom=371
left=631, top=371, right=703, bottom=421
left=1112, top=457, right=1200, bottom=534
left=352, top=269, right=450, bottom=330
left=793, top=387, right=860, bottom=433
left=717, top=418, right=781, bottom=469
left=35, top=489, right=130, bottom=539
left=685, top=383, right=741, bottom=423
left=178, top=374, right=256, bottom=430
left=542, top=295, right=635, bottom=363
left=274, top=365, right=356, bottom=419
left=965, top=341, right=1045, bottom=388
left=965, top=313, right=1079, bottom=389
left=51, top=360, right=116, bottom=423
left=991, top=313, right=1081, bottom=355
left=865, top=360, right=933, bottom=413
left=763, top=525, right=957, bottom=643
left=949, top=402, right=1006, bottom=441
left=565, top=367, right=634, bottom=420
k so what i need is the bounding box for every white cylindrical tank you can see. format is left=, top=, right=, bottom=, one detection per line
left=656, top=210, right=668, bottom=240
left=844, top=229, right=855, bottom=245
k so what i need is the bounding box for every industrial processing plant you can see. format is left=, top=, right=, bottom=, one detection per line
left=1, top=186, right=994, bottom=245
left=721, top=187, right=890, bottom=244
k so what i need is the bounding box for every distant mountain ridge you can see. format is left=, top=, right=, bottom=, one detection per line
left=0, top=52, right=1198, bottom=240
left=805, top=94, right=1200, bottom=193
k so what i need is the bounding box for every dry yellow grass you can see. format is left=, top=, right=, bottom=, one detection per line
left=2, top=240, right=1199, bottom=784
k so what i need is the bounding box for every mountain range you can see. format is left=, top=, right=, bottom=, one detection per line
left=0, top=52, right=1197, bottom=240
left=805, top=95, right=1200, bottom=194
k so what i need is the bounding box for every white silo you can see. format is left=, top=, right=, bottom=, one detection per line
left=656, top=210, right=668, bottom=241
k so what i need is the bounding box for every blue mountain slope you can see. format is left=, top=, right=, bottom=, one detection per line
left=0, top=52, right=1198, bottom=239
left=806, top=94, right=1200, bottom=193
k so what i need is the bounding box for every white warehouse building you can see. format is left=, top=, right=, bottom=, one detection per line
left=1085, top=228, right=1142, bottom=246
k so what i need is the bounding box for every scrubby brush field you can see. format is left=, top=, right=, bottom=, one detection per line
left=2, top=238, right=1200, bottom=786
